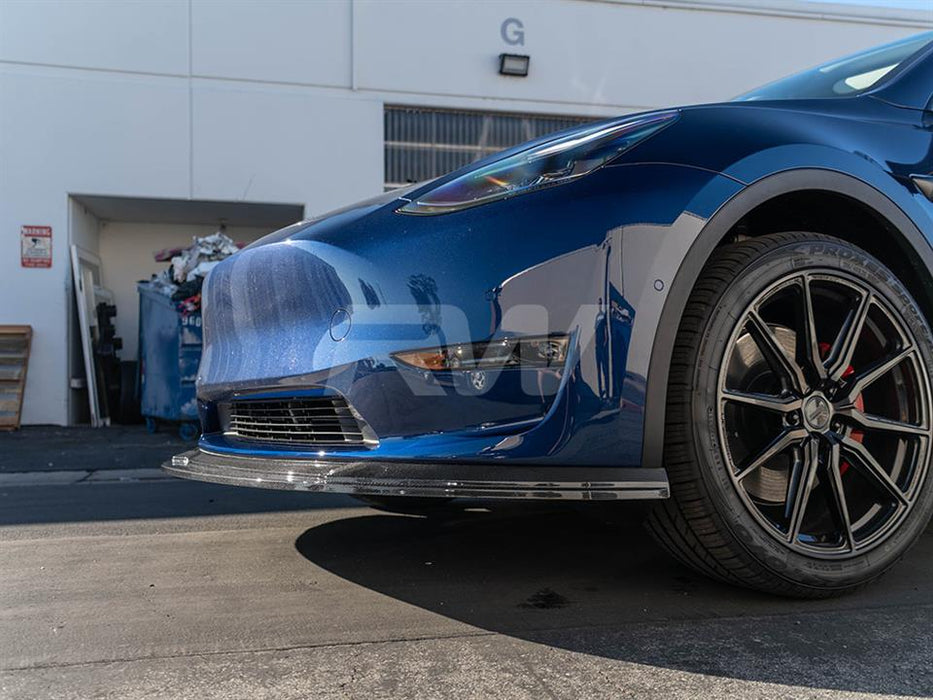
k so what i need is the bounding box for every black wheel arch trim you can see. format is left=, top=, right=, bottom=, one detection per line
left=641, top=167, right=933, bottom=471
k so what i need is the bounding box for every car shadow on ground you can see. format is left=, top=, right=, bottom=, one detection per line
left=295, top=501, right=933, bottom=698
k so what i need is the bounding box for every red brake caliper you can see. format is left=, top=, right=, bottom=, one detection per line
left=820, top=342, right=863, bottom=475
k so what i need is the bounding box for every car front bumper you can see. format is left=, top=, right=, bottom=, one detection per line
left=164, top=449, right=670, bottom=501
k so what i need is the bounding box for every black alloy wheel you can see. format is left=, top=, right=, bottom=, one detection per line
left=647, top=232, right=933, bottom=597
left=718, top=270, right=930, bottom=557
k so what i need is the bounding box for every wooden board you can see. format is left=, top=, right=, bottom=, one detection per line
left=71, top=245, right=108, bottom=428
left=0, top=325, right=31, bottom=430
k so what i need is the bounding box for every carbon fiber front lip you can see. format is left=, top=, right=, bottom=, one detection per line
left=163, top=449, right=670, bottom=501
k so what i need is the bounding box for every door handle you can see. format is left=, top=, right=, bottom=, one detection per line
left=910, top=174, right=933, bottom=201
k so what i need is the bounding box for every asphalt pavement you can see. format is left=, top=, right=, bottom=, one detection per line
left=0, top=425, right=187, bottom=473
left=0, top=428, right=931, bottom=699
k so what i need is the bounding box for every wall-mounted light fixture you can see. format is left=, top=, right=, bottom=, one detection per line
left=499, top=53, right=530, bottom=77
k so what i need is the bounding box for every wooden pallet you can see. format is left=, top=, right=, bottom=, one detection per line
left=0, top=325, right=32, bottom=430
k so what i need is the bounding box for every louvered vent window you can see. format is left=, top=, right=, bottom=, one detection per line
left=384, top=106, right=593, bottom=190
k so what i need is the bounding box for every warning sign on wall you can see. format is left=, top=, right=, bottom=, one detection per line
left=21, top=226, right=52, bottom=268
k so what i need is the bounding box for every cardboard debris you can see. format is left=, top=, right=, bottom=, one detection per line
left=169, top=232, right=239, bottom=283
left=141, top=231, right=241, bottom=309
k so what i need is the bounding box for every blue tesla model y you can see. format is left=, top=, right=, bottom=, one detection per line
left=167, top=32, right=933, bottom=597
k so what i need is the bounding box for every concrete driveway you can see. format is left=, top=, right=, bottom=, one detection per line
left=0, top=431, right=931, bottom=699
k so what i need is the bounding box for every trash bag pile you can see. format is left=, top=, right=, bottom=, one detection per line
left=142, top=231, right=241, bottom=313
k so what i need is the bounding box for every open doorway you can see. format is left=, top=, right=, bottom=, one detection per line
left=67, top=195, right=304, bottom=427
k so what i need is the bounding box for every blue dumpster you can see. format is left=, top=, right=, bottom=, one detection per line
left=137, top=283, right=202, bottom=440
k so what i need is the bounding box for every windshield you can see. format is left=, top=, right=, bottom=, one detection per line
left=737, top=31, right=933, bottom=101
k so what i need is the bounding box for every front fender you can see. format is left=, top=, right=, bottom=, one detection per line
left=640, top=168, right=933, bottom=471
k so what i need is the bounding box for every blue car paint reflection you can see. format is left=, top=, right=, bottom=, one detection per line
left=197, top=162, right=738, bottom=466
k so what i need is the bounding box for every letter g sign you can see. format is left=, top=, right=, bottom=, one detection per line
left=501, top=17, right=525, bottom=46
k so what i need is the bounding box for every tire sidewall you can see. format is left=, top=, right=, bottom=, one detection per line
left=693, top=236, right=933, bottom=590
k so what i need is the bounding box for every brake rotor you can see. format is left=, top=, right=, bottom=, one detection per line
left=731, top=327, right=797, bottom=504
left=730, top=330, right=863, bottom=503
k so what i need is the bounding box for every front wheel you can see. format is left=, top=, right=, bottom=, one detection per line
left=648, top=232, right=933, bottom=597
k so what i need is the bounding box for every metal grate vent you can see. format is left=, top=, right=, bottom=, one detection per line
left=225, top=396, right=373, bottom=446
left=384, top=106, right=593, bottom=190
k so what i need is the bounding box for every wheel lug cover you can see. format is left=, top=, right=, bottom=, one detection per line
left=802, top=394, right=833, bottom=433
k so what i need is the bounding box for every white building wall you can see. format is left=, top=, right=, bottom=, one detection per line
left=0, top=0, right=929, bottom=425
left=190, top=0, right=353, bottom=87
left=352, top=0, right=930, bottom=111
left=190, top=82, right=383, bottom=205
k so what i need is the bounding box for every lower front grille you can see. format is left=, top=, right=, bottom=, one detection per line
left=224, top=396, right=374, bottom=447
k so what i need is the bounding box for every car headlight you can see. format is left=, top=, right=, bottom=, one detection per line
left=392, top=335, right=570, bottom=372
left=397, top=110, right=679, bottom=215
